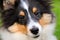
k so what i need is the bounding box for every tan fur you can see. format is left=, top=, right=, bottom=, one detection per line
left=32, top=7, right=37, bottom=13
left=3, top=0, right=15, bottom=10
left=39, top=13, right=52, bottom=27
left=19, top=11, right=25, bottom=16
left=8, top=0, right=16, bottom=5
left=8, top=23, right=27, bottom=34
left=8, top=13, right=52, bottom=33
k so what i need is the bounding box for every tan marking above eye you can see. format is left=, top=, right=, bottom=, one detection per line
left=19, top=11, right=25, bottom=16
left=32, top=7, right=38, bottom=13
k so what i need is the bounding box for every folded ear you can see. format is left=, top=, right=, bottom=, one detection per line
left=36, top=0, right=52, bottom=13
left=0, top=0, right=15, bottom=12
left=3, top=0, right=16, bottom=10
left=36, top=0, right=51, bottom=6
left=3, top=0, right=20, bottom=10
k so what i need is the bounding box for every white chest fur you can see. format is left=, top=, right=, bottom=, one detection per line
left=41, top=23, right=57, bottom=40
left=0, top=28, right=41, bottom=40
left=0, top=23, right=57, bottom=40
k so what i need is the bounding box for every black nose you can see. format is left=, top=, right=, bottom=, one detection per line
left=30, top=27, right=39, bottom=35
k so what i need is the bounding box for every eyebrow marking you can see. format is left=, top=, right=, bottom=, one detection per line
left=20, top=0, right=32, bottom=20
left=19, top=11, right=25, bottom=16
left=20, top=0, right=37, bottom=23
left=20, top=0, right=29, bottom=11
left=32, top=7, right=37, bottom=13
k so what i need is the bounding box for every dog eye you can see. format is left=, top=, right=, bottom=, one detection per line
left=34, top=11, right=41, bottom=19
left=34, top=12, right=39, bottom=16
left=32, top=7, right=38, bottom=13
left=32, top=7, right=41, bottom=18
left=18, top=10, right=27, bottom=25
left=19, top=10, right=25, bottom=16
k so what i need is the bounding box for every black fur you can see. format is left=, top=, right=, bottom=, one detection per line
left=0, top=0, right=3, bottom=12
left=2, top=9, right=17, bottom=28
left=1, top=0, right=52, bottom=28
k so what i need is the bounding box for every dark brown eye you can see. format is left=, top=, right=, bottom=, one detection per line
left=18, top=10, right=26, bottom=25
left=34, top=11, right=42, bottom=19
left=32, top=7, right=41, bottom=17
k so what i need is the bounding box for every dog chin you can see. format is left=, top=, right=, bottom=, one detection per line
left=28, top=35, right=40, bottom=38
left=27, top=33, right=40, bottom=38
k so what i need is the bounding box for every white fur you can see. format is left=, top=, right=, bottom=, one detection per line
left=0, top=22, right=57, bottom=40
left=41, top=23, right=57, bottom=40
left=0, top=0, right=57, bottom=40
left=0, top=28, right=28, bottom=40
left=20, top=0, right=42, bottom=38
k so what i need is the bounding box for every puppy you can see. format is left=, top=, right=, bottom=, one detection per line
left=0, top=0, right=57, bottom=40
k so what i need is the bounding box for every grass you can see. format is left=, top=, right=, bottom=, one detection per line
left=0, top=0, right=60, bottom=40
left=52, top=0, right=60, bottom=40
left=0, top=14, right=2, bottom=27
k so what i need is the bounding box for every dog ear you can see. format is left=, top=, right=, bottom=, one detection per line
left=36, top=0, right=51, bottom=6
left=3, top=0, right=20, bottom=10
left=0, top=0, right=17, bottom=12
left=3, top=0, right=16, bottom=10
left=37, top=0, right=51, bottom=13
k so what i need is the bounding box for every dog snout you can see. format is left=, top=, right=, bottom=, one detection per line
left=30, top=27, right=39, bottom=35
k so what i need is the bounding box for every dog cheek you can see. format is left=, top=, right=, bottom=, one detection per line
left=39, top=13, right=52, bottom=27
left=18, top=25, right=27, bottom=34
left=8, top=23, right=27, bottom=34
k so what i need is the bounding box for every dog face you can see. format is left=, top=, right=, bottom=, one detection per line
left=15, top=0, right=43, bottom=38
left=2, top=0, right=51, bottom=38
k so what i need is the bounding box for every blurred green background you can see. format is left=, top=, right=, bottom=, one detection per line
left=0, top=0, right=60, bottom=40
left=52, top=0, right=60, bottom=40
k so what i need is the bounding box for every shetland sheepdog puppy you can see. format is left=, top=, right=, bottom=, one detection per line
left=0, top=0, right=57, bottom=40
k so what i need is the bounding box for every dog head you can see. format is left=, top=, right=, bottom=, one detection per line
left=2, top=0, right=52, bottom=38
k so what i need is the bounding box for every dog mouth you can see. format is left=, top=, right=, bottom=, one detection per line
left=33, top=35, right=40, bottom=38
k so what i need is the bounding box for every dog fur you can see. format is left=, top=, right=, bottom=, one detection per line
left=0, top=0, right=57, bottom=40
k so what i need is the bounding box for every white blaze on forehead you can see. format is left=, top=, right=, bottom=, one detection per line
left=20, top=0, right=29, bottom=11
left=20, top=0, right=42, bottom=36
left=20, top=0, right=31, bottom=19
left=20, top=0, right=41, bottom=26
